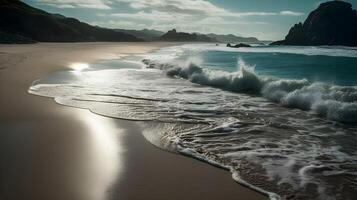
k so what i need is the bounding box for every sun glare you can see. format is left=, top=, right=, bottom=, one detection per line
left=70, top=63, right=89, bottom=74
left=77, top=111, right=124, bottom=200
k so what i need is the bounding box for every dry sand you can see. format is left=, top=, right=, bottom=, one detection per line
left=0, top=42, right=266, bottom=200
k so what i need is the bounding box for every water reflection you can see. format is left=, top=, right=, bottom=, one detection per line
left=0, top=109, right=124, bottom=200
left=70, top=63, right=89, bottom=75
left=76, top=111, right=124, bottom=200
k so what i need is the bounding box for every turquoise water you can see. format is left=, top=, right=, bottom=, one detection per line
left=171, top=45, right=357, bottom=86
left=201, top=51, right=357, bottom=85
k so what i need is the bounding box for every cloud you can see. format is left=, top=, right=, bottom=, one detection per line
left=36, top=0, right=304, bottom=19
left=115, top=0, right=304, bottom=17
left=117, top=0, right=225, bottom=14
left=34, top=0, right=305, bottom=40
left=35, top=0, right=112, bottom=9
left=280, top=10, right=305, bottom=16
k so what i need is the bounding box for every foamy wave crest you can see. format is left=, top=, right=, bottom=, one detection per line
left=263, top=82, right=357, bottom=123
left=142, top=58, right=357, bottom=123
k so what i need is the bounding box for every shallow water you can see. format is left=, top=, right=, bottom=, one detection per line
left=30, top=44, right=357, bottom=200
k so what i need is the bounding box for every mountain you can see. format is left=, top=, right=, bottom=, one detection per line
left=206, top=33, right=259, bottom=43
left=159, top=29, right=216, bottom=42
left=0, top=0, right=142, bottom=43
left=271, top=1, right=357, bottom=46
left=115, top=29, right=260, bottom=43
left=115, top=29, right=165, bottom=40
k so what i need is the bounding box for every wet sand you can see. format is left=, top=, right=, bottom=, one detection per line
left=0, top=42, right=266, bottom=200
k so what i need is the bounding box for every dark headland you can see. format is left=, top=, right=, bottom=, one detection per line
left=0, top=0, right=142, bottom=43
left=271, top=1, right=357, bottom=46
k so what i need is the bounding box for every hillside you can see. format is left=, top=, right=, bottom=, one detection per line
left=115, top=29, right=164, bottom=41
left=0, top=0, right=141, bottom=43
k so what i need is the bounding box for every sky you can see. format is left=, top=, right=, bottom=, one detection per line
left=23, top=0, right=357, bottom=40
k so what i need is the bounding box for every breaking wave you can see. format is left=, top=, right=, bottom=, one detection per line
left=142, top=58, right=357, bottom=124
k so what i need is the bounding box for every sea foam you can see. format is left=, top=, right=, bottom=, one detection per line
left=29, top=46, right=357, bottom=200
left=142, top=58, right=357, bottom=123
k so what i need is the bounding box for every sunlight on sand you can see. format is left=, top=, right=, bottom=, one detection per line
left=77, top=111, right=125, bottom=200
left=70, top=63, right=89, bottom=75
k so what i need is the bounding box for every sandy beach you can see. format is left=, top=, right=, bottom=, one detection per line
left=0, top=42, right=266, bottom=200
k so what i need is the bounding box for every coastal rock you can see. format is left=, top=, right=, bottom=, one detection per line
left=271, top=1, right=357, bottom=46
left=227, top=43, right=251, bottom=48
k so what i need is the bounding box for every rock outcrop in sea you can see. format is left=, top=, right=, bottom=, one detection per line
left=207, top=33, right=259, bottom=43
left=271, top=1, right=357, bottom=46
left=226, top=43, right=251, bottom=48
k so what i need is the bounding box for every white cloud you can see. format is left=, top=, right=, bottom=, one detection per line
left=117, top=0, right=225, bottom=14
left=280, top=10, right=305, bottom=16
left=35, top=0, right=112, bottom=9
left=115, top=0, right=304, bottom=17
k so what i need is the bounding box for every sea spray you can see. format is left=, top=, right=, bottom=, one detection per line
left=142, top=58, right=357, bottom=123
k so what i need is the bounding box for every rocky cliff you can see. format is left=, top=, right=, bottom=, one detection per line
left=272, top=1, right=357, bottom=46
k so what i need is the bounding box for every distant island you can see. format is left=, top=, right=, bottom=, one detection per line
left=0, top=0, right=262, bottom=44
left=272, top=1, right=357, bottom=46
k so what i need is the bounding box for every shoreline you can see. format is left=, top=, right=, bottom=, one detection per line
left=0, top=42, right=266, bottom=200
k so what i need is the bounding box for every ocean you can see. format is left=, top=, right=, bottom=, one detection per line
left=29, top=44, right=357, bottom=200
